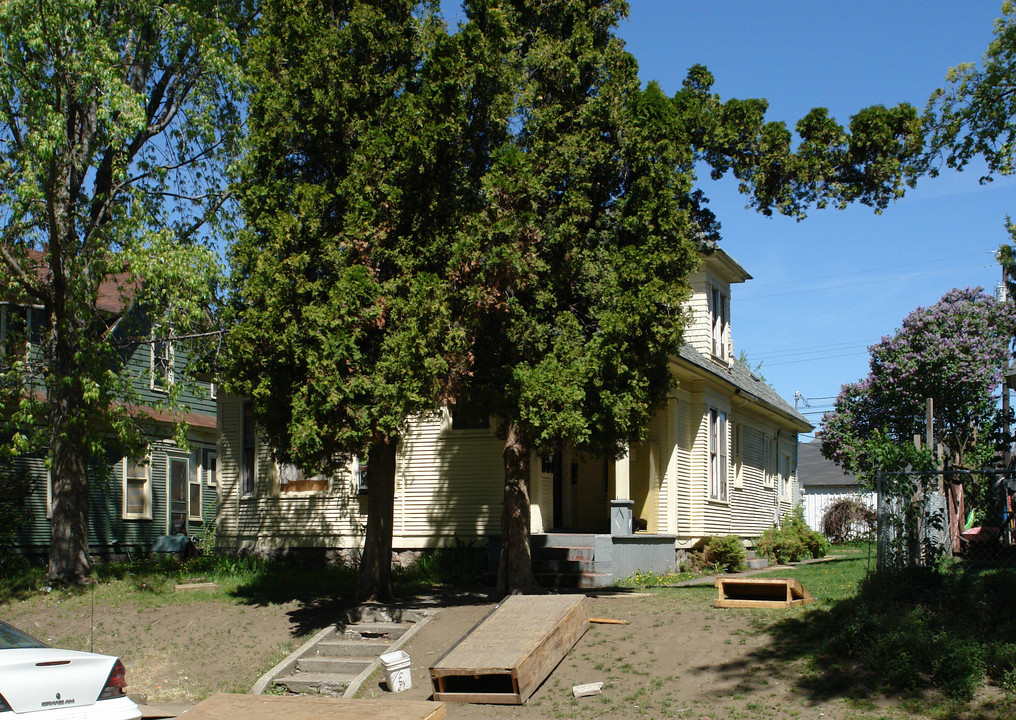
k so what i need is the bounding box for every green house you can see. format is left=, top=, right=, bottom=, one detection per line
left=2, top=287, right=219, bottom=560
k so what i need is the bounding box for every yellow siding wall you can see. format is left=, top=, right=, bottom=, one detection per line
left=216, top=399, right=506, bottom=551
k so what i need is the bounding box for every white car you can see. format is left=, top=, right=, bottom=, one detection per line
left=0, top=620, right=141, bottom=719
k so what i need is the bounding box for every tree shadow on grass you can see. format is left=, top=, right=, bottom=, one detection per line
left=691, top=565, right=1016, bottom=717
left=226, top=551, right=495, bottom=638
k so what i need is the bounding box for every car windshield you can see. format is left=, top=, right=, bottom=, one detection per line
left=0, top=621, right=47, bottom=649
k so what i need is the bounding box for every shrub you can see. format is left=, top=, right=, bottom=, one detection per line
left=756, top=506, right=828, bottom=564
left=821, top=497, right=876, bottom=543
left=702, top=535, right=746, bottom=572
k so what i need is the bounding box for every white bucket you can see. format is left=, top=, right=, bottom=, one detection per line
left=380, top=650, right=412, bottom=692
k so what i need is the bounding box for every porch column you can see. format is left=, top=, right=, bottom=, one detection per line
left=611, top=450, right=633, bottom=536
left=614, top=450, right=630, bottom=499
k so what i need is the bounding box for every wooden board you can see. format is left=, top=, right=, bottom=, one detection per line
left=177, top=693, right=445, bottom=720
left=429, top=594, right=588, bottom=704
left=714, top=577, right=816, bottom=609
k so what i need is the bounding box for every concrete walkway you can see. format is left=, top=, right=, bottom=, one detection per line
left=667, top=553, right=847, bottom=588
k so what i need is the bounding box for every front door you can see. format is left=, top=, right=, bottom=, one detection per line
left=169, top=456, right=189, bottom=534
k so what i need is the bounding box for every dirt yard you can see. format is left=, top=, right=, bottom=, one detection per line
left=2, top=584, right=1005, bottom=719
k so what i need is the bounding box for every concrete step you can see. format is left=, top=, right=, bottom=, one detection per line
left=316, top=638, right=392, bottom=657
left=535, top=572, right=613, bottom=589
left=532, top=558, right=612, bottom=574
left=296, top=656, right=373, bottom=674
left=343, top=622, right=412, bottom=640
left=531, top=533, right=600, bottom=548
left=746, top=557, right=769, bottom=570
left=533, top=545, right=595, bottom=561
left=273, top=671, right=358, bottom=695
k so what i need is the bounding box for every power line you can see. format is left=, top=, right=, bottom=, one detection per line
left=739, top=264, right=992, bottom=301
left=740, top=250, right=995, bottom=290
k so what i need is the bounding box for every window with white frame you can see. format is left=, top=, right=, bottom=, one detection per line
left=278, top=462, right=329, bottom=493
left=763, top=437, right=776, bottom=487
left=780, top=452, right=791, bottom=500
left=709, top=408, right=728, bottom=501
left=151, top=330, right=173, bottom=391
left=710, top=286, right=729, bottom=360
left=188, top=456, right=202, bottom=522
left=241, top=402, right=256, bottom=497
left=355, top=456, right=368, bottom=495
left=45, top=469, right=53, bottom=518
left=123, top=456, right=152, bottom=520
left=201, top=448, right=217, bottom=487
left=732, top=422, right=744, bottom=488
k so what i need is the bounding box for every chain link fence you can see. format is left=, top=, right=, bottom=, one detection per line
left=875, top=469, right=1016, bottom=570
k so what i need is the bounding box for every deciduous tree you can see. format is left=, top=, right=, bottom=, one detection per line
left=0, top=0, right=251, bottom=584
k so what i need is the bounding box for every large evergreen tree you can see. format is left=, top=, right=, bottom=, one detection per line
left=0, top=0, right=251, bottom=585
left=225, top=0, right=467, bottom=601
left=452, top=0, right=701, bottom=595
left=226, top=0, right=927, bottom=599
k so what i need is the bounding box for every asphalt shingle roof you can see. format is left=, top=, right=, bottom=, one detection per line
left=798, top=439, right=858, bottom=488
left=677, top=344, right=812, bottom=432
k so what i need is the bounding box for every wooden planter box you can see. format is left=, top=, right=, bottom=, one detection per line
left=714, top=577, right=815, bottom=609
left=429, top=594, right=588, bottom=704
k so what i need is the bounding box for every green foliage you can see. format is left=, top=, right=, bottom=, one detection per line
left=455, top=0, right=702, bottom=459
left=613, top=567, right=697, bottom=589
left=0, top=0, right=253, bottom=583
left=392, top=546, right=487, bottom=592
left=756, top=507, right=828, bottom=564
left=226, top=0, right=464, bottom=469
left=821, top=567, right=1016, bottom=700
left=702, top=535, right=747, bottom=573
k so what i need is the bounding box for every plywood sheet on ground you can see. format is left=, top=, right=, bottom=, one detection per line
left=714, top=577, right=815, bottom=609
left=177, top=693, right=445, bottom=720
left=429, top=594, right=588, bottom=704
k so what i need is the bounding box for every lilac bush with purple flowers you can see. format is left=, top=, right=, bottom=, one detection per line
left=820, top=288, right=1015, bottom=482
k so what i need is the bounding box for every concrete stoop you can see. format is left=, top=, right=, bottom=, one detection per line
left=744, top=549, right=769, bottom=571
left=251, top=605, right=435, bottom=699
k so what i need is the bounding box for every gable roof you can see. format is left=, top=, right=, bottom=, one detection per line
left=798, top=439, right=859, bottom=487
left=677, top=344, right=812, bottom=432
left=6, top=249, right=137, bottom=314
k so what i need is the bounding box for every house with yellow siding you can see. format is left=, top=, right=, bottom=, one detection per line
left=214, top=249, right=811, bottom=580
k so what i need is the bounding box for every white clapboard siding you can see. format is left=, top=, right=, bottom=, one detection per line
left=393, top=414, right=504, bottom=544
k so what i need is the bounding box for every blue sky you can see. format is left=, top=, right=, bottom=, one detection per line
left=611, top=2, right=1009, bottom=437
left=441, top=2, right=1011, bottom=437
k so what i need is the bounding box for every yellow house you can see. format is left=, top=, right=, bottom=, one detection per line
left=214, top=249, right=811, bottom=582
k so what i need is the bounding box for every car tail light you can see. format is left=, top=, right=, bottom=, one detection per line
left=97, top=659, right=128, bottom=700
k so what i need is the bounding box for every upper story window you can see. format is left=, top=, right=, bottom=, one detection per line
left=151, top=330, right=173, bottom=391
left=709, top=408, right=728, bottom=502
left=710, top=286, right=729, bottom=360
left=451, top=395, right=490, bottom=430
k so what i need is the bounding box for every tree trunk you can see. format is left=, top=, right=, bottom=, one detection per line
left=47, top=379, right=91, bottom=586
left=947, top=480, right=965, bottom=555
left=497, top=421, right=535, bottom=597
left=356, top=434, right=398, bottom=603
